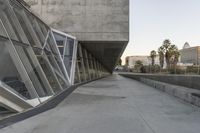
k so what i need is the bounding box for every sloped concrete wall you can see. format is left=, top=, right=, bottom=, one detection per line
left=120, top=73, right=200, bottom=91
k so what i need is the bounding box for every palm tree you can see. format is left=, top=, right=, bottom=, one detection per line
left=163, top=39, right=171, bottom=49
left=162, top=39, right=171, bottom=68
left=169, top=45, right=180, bottom=65
left=134, top=60, right=143, bottom=72
left=160, top=40, right=180, bottom=69
left=150, top=50, right=157, bottom=66
left=158, top=46, right=165, bottom=68
left=173, top=51, right=180, bottom=65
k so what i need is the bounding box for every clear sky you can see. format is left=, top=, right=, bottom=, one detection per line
left=121, top=0, right=200, bottom=64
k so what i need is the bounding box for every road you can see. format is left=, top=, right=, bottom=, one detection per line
left=1, top=75, right=200, bottom=133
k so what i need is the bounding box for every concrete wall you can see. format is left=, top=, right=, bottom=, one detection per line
left=140, top=78, right=200, bottom=107
left=24, top=0, right=129, bottom=42
left=120, top=73, right=200, bottom=91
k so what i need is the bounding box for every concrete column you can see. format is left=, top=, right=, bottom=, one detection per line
left=78, top=44, right=87, bottom=81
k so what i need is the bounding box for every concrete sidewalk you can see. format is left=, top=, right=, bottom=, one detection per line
left=1, top=75, right=200, bottom=133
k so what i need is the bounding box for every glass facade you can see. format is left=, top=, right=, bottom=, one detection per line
left=0, top=0, right=109, bottom=113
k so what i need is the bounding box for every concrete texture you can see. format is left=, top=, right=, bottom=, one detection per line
left=120, top=73, right=200, bottom=91
left=1, top=75, right=200, bottom=133
left=24, top=0, right=129, bottom=41
left=140, top=78, right=200, bottom=107
left=24, top=0, right=129, bottom=71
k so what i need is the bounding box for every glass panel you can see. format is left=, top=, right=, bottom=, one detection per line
left=44, top=43, right=63, bottom=77
left=55, top=73, right=68, bottom=89
left=0, top=9, right=20, bottom=41
left=64, top=37, right=74, bottom=77
left=53, top=32, right=66, bottom=57
left=38, top=22, right=49, bottom=40
left=0, top=39, right=31, bottom=99
left=14, top=45, right=52, bottom=97
left=36, top=54, right=62, bottom=94
left=27, top=14, right=45, bottom=45
left=14, top=8, right=36, bottom=47
left=1, top=6, right=52, bottom=97
left=47, top=33, right=68, bottom=80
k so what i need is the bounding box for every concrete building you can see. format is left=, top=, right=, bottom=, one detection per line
left=0, top=0, right=129, bottom=114
left=24, top=0, right=129, bottom=72
left=180, top=46, right=200, bottom=65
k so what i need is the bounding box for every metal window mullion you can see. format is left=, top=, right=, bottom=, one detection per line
left=89, top=54, right=95, bottom=79
left=42, top=30, right=50, bottom=50
left=4, top=4, right=29, bottom=44
left=40, top=33, right=66, bottom=80
left=6, top=11, right=46, bottom=96
left=61, top=37, right=71, bottom=81
left=96, top=61, right=100, bottom=77
left=83, top=49, right=91, bottom=81
left=97, top=62, right=102, bottom=77
left=47, top=46, right=65, bottom=76
left=7, top=6, right=54, bottom=96
left=0, top=12, right=18, bottom=40
left=33, top=18, right=48, bottom=48
left=26, top=47, right=55, bottom=95
left=100, top=63, right=103, bottom=75
left=19, top=10, right=42, bottom=48
left=41, top=35, right=66, bottom=80
left=62, top=36, right=68, bottom=60
left=62, top=36, right=72, bottom=81
left=50, top=30, right=70, bottom=82
left=75, top=61, right=81, bottom=83
left=93, top=58, right=99, bottom=78
left=14, top=45, right=46, bottom=96
left=42, top=55, right=64, bottom=91
left=70, top=40, right=78, bottom=84
left=94, top=59, right=99, bottom=78
left=1, top=21, right=39, bottom=99
left=54, top=69, right=69, bottom=86
left=4, top=2, right=47, bottom=97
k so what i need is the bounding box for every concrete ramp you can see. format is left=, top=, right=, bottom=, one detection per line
left=0, top=81, right=33, bottom=113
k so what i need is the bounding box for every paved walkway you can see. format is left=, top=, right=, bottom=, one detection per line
left=1, top=75, right=200, bottom=133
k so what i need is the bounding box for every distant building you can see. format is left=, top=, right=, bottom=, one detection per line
left=180, top=43, right=200, bottom=65
left=125, top=55, right=160, bottom=68
left=183, top=42, right=190, bottom=49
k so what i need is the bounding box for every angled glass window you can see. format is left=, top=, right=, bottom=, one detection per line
left=0, top=39, right=32, bottom=99
left=36, top=54, right=63, bottom=93
left=47, top=33, right=67, bottom=79
left=52, top=30, right=77, bottom=85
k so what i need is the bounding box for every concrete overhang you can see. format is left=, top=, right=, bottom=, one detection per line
left=23, top=0, right=129, bottom=72
left=81, top=41, right=128, bottom=72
